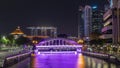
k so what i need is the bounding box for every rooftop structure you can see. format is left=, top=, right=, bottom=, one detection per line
left=11, top=26, right=24, bottom=35
left=27, top=26, right=57, bottom=38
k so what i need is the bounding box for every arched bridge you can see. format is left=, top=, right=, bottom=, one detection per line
left=35, top=38, right=82, bottom=52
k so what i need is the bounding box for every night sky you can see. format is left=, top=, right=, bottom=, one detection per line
left=0, top=0, right=107, bottom=36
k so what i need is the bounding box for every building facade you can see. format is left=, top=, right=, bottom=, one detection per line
left=91, top=10, right=104, bottom=33
left=100, top=9, right=112, bottom=43
left=78, top=6, right=84, bottom=39
left=100, top=0, right=120, bottom=44
left=83, top=5, right=92, bottom=41
left=78, top=5, right=104, bottom=41
left=11, top=26, right=25, bottom=39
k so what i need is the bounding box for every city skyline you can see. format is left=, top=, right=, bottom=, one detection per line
left=0, top=0, right=107, bottom=36
left=1, top=0, right=120, bottom=68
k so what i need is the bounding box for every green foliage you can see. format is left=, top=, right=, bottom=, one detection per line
left=6, top=35, right=15, bottom=45
left=0, top=35, right=9, bottom=45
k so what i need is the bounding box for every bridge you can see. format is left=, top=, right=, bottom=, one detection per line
left=35, top=38, right=82, bottom=52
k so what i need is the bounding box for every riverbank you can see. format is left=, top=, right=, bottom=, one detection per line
left=82, top=51, right=120, bottom=64
left=0, top=49, right=31, bottom=68
left=2, top=52, right=31, bottom=68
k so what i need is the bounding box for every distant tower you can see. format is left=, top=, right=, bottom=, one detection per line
left=11, top=26, right=25, bottom=39
left=84, top=5, right=92, bottom=40
left=78, top=6, right=84, bottom=39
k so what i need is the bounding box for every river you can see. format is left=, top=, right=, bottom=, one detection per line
left=9, top=52, right=120, bottom=68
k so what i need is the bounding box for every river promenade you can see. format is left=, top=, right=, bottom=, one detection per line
left=0, top=46, right=32, bottom=67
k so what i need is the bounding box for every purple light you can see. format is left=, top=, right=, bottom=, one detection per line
left=31, top=53, right=78, bottom=68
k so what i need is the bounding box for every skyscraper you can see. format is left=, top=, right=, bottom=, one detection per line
left=78, top=6, right=84, bottom=39
left=83, top=5, right=92, bottom=40
left=91, top=8, right=104, bottom=33
left=78, top=5, right=104, bottom=41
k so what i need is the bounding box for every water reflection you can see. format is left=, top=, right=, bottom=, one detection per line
left=31, top=53, right=78, bottom=68
left=30, top=53, right=120, bottom=68
left=9, top=53, right=120, bottom=68
left=77, top=53, right=85, bottom=68
left=83, top=55, right=119, bottom=68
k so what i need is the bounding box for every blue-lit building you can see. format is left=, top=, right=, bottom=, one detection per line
left=83, top=5, right=92, bottom=41
left=78, top=5, right=104, bottom=41
left=91, top=6, right=104, bottom=33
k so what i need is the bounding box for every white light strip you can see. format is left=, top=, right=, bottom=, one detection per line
left=6, top=52, right=30, bottom=60
left=37, top=51, right=78, bottom=54
left=36, top=45, right=82, bottom=48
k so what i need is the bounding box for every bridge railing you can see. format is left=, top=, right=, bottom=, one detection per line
left=36, top=45, right=82, bottom=48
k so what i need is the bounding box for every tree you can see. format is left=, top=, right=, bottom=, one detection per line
left=15, top=36, right=31, bottom=45
left=6, top=35, right=15, bottom=46
left=0, top=36, right=9, bottom=45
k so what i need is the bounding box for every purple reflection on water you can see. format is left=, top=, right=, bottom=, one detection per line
left=31, top=53, right=78, bottom=68
left=9, top=53, right=120, bottom=68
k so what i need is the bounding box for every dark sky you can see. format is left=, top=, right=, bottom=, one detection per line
left=0, top=0, right=107, bottom=36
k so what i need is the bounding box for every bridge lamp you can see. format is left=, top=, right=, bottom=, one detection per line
left=75, top=51, right=77, bottom=55
left=32, top=40, right=38, bottom=44
left=38, top=52, right=41, bottom=54
left=77, top=39, right=84, bottom=44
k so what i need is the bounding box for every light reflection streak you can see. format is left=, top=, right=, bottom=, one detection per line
left=91, top=58, right=95, bottom=68
left=110, top=64, right=116, bottom=68
left=97, top=63, right=102, bottom=68
left=77, top=53, right=85, bottom=68
left=87, top=57, right=91, bottom=67
left=31, top=56, right=37, bottom=68
left=103, top=63, right=108, bottom=68
left=8, top=52, right=120, bottom=68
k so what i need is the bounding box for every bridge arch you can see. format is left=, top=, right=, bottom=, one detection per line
left=37, top=38, right=79, bottom=46
left=35, top=38, right=82, bottom=52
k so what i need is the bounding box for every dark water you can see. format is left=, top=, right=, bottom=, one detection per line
left=9, top=53, right=120, bottom=68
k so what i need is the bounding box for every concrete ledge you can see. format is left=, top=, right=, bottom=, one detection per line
left=82, top=51, right=120, bottom=64
left=2, top=52, right=31, bottom=68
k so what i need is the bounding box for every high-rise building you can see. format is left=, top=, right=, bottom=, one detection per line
left=100, top=9, right=112, bottom=43
left=100, top=0, right=120, bottom=44
left=78, top=6, right=84, bottom=39
left=117, top=0, right=120, bottom=43
left=78, top=5, right=104, bottom=41
left=91, top=8, right=104, bottom=33
left=83, top=5, right=92, bottom=41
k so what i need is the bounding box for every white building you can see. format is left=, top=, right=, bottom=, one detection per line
left=83, top=5, right=92, bottom=40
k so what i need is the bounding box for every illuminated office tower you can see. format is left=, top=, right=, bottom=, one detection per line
left=91, top=7, right=104, bottom=33
left=83, top=5, right=92, bottom=40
